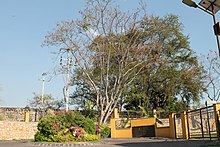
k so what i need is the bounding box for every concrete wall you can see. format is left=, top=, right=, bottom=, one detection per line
left=0, top=121, right=38, bottom=140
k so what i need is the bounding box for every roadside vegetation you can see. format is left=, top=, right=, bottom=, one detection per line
left=34, top=110, right=110, bottom=142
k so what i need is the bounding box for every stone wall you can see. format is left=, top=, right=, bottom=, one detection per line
left=0, top=121, right=38, bottom=140
left=0, top=107, right=45, bottom=140
left=0, top=107, right=48, bottom=122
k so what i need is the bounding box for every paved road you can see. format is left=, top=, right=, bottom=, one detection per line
left=0, top=138, right=218, bottom=147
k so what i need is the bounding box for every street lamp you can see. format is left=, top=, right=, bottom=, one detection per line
left=182, top=0, right=220, bottom=56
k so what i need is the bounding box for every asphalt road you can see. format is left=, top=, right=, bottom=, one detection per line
left=0, top=138, right=218, bottom=147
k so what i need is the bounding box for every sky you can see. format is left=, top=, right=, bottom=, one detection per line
left=0, top=0, right=219, bottom=108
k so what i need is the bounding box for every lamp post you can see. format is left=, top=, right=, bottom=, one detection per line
left=182, top=0, right=220, bottom=56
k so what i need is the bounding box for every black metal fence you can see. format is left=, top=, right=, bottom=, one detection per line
left=187, top=105, right=217, bottom=140
left=173, top=105, right=218, bottom=140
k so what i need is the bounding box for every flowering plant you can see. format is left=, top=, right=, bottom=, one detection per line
left=52, top=121, right=59, bottom=131
left=96, top=124, right=101, bottom=134
left=70, top=126, right=83, bottom=137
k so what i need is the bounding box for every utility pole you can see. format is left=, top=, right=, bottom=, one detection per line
left=41, top=72, right=47, bottom=107
left=60, top=48, right=72, bottom=111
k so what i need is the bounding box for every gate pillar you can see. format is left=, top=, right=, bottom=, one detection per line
left=181, top=111, right=189, bottom=139
left=169, top=113, right=176, bottom=139
left=214, top=104, right=220, bottom=140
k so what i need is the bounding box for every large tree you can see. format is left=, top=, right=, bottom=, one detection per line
left=124, top=15, right=205, bottom=113
left=43, top=0, right=160, bottom=124
left=43, top=0, right=205, bottom=124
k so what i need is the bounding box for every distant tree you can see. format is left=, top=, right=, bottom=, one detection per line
left=28, top=93, right=64, bottom=110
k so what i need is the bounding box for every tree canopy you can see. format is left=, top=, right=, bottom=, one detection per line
left=43, top=0, right=205, bottom=124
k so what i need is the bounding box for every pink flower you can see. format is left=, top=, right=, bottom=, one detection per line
left=96, top=124, right=101, bottom=133
left=52, top=121, right=59, bottom=131
left=76, top=132, right=81, bottom=137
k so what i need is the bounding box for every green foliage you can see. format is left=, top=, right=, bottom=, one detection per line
left=34, top=111, right=98, bottom=142
left=81, top=109, right=98, bottom=121
left=80, top=134, right=99, bottom=141
left=100, top=125, right=111, bottom=138
left=123, top=15, right=205, bottom=113
left=82, top=117, right=96, bottom=134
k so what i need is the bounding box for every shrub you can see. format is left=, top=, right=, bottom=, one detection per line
left=80, top=134, right=99, bottom=141
left=82, top=117, right=96, bottom=134
left=100, top=125, right=111, bottom=138
left=81, top=109, right=98, bottom=121
left=34, top=111, right=98, bottom=142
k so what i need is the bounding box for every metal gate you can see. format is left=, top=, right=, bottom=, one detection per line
left=132, top=126, right=155, bottom=137
left=187, top=105, right=217, bottom=140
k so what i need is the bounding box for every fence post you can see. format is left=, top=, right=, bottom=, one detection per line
left=214, top=104, right=220, bottom=140
left=24, top=111, right=30, bottom=122
left=181, top=111, right=189, bottom=139
left=24, top=107, right=30, bottom=122
left=114, top=108, right=119, bottom=119
left=110, top=118, right=116, bottom=138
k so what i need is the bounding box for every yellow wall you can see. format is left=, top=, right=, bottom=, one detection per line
left=111, top=114, right=175, bottom=139
left=155, top=127, right=170, bottom=138
left=131, top=118, right=156, bottom=127
left=110, top=118, right=132, bottom=138
left=111, top=105, right=220, bottom=139
left=111, top=128, right=132, bottom=138
left=111, top=117, right=156, bottom=138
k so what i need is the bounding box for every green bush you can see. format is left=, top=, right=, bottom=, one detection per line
left=80, top=133, right=99, bottom=141
left=82, top=117, right=96, bottom=134
left=100, top=125, right=111, bottom=138
left=81, top=109, right=98, bottom=121
left=34, top=111, right=98, bottom=142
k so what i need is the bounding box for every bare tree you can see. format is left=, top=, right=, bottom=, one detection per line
left=203, top=50, right=220, bottom=101
left=43, top=0, right=162, bottom=124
